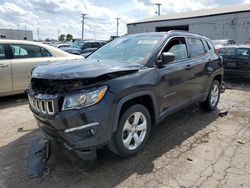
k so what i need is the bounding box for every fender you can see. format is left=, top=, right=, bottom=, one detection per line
left=112, top=90, right=158, bottom=132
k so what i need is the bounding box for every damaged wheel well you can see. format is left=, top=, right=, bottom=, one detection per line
left=119, top=95, right=156, bottom=126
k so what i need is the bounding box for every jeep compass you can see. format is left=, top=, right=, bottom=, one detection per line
left=28, top=31, right=223, bottom=159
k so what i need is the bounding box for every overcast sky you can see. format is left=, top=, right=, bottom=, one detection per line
left=0, top=0, right=249, bottom=40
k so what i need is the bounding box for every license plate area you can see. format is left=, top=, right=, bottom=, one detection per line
left=227, top=62, right=236, bottom=67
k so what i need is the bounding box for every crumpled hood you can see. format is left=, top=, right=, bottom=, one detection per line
left=32, top=59, right=145, bottom=80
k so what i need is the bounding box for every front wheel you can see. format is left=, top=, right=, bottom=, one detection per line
left=200, top=80, right=221, bottom=111
left=109, top=104, right=151, bottom=157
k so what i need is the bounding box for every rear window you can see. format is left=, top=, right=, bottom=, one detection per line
left=41, top=47, right=52, bottom=57
left=187, top=38, right=206, bottom=57
left=220, top=48, right=250, bottom=58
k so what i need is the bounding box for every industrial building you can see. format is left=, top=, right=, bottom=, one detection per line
left=0, top=29, right=33, bottom=41
left=127, top=4, right=250, bottom=43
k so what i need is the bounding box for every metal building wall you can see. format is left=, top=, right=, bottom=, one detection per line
left=0, top=29, right=33, bottom=41
left=127, top=12, right=250, bottom=43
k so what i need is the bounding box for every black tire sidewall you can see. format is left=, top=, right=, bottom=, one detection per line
left=114, top=104, right=151, bottom=157
left=208, top=80, right=221, bottom=110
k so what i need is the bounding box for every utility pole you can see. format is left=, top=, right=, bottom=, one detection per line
left=57, top=29, right=60, bottom=41
left=115, top=18, right=120, bottom=36
left=155, top=3, right=162, bottom=16
left=37, top=28, right=40, bottom=41
left=81, top=14, right=87, bottom=40
left=24, top=25, right=27, bottom=40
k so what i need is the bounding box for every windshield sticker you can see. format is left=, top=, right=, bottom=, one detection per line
left=137, top=40, right=158, bottom=45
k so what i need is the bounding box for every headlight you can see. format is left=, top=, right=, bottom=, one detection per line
left=62, top=86, right=108, bottom=110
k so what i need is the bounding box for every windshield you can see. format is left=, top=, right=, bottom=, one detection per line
left=88, top=34, right=164, bottom=64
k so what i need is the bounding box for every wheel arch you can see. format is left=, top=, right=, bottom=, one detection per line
left=112, top=91, right=158, bottom=132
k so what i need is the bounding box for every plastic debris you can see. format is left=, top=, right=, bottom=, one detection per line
left=219, top=111, right=228, bottom=117
left=27, top=138, right=50, bottom=178
left=237, top=140, right=246, bottom=145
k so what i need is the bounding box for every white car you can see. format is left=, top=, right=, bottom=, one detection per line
left=0, top=39, right=84, bottom=97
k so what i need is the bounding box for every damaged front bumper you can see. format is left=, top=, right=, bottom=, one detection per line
left=29, top=91, right=116, bottom=160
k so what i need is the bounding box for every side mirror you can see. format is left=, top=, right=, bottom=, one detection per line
left=157, top=52, right=175, bottom=67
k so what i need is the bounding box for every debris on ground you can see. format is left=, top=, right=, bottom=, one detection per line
left=187, top=157, right=193, bottom=161
left=237, top=140, right=246, bottom=145
left=17, top=127, right=24, bottom=132
left=27, top=138, right=50, bottom=178
left=219, top=111, right=228, bottom=117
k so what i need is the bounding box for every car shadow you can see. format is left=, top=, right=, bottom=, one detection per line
left=0, top=104, right=220, bottom=187
left=0, top=93, right=28, bottom=110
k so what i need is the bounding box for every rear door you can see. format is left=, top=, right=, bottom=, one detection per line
left=159, top=37, right=195, bottom=114
left=0, top=44, right=12, bottom=94
left=10, top=43, right=55, bottom=92
left=187, top=38, right=210, bottom=97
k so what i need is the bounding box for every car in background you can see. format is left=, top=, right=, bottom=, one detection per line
left=212, top=39, right=236, bottom=53
left=219, top=45, right=250, bottom=78
left=62, top=40, right=107, bottom=55
left=56, top=43, right=72, bottom=49
left=0, top=39, right=83, bottom=97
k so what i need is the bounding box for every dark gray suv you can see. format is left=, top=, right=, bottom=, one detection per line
left=27, top=31, right=223, bottom=159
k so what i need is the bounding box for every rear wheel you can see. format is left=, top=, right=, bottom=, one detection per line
left=200, top=80, right=221, bottom=111
left=109, top=104, right=151, bottom=157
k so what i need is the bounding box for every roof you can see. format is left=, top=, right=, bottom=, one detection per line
left=0, top=39, right=80, bottom=58
left=128, top=4, right=250, bottom=25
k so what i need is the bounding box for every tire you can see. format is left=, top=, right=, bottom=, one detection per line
left=200, top=80, right=221, bottom=111
left=109, top=104, right=151, bottom=157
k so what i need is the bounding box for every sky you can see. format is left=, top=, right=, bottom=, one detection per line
left=0, top=0, right=250, bottom=40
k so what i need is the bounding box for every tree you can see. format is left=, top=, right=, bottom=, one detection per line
left=58, top=34, right=65, bottom=42
left=66, top=34, right=73, bottom=41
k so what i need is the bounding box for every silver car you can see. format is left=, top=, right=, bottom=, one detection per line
left=0, top=40, right=83, bottom=97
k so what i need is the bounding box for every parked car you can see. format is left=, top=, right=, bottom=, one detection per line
left=62, top=40, right=106, bottom=55
left=0, top=39, right=83, bottom=97
left=219, top=45, right=250, bottom=78
left=56, top=43, right=72, bottom=49
left=27, top=31, right=223, bottom=160
left=212, top=39, right=236, bottom=53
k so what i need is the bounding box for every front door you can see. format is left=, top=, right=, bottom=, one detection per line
left=0, top=44, right=12, bottom=94
left=158, top=37, right=195, bottom=114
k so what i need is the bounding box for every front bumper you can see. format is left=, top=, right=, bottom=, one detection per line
left=224, top=69, right=250, bottom=78
left=30, top=91, right=116, bottom=159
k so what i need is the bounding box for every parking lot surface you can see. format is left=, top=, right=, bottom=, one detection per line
left=0, top=81, right=250, bottom=188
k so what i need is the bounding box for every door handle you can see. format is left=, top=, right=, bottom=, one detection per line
left=0, top=64, right=8, bottom=68
left=185, top=64, right=193, bottom=70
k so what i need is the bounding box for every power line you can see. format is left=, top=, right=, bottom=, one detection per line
left=81, top=13, right=87, bottom=40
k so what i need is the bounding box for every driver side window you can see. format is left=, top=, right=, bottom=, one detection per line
left=163, top=38, right=188, bottom=61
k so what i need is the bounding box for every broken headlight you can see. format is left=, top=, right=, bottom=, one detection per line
left=62, top=85, right=108, bottom=110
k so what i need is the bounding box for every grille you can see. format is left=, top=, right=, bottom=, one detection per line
left=28, top=95, right=56, bottom=115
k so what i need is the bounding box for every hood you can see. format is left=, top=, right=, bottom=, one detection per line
left=32, top=59, right=145, bottom=80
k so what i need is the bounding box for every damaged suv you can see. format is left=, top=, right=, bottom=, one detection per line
left=28, top=31, right=223, bottom=159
